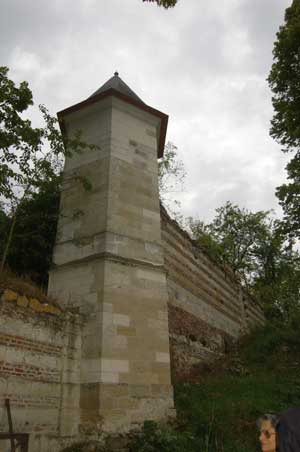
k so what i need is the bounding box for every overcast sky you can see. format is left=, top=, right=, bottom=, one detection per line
left=1, top=0, right=292, bottom=222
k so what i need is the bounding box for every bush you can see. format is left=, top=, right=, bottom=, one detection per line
left=240, top=321, right=300, bottom=368
left=128, top=421, right=196, bottom=452
left=60, top=442, right=106, bottom=452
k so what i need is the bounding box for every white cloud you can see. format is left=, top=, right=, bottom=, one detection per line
left=0, top=0, right=292, bottom=223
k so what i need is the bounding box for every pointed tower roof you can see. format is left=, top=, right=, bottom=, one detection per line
left=89, top=71, right=144, bottom=104
left=57, top=73, right=168, bottom=158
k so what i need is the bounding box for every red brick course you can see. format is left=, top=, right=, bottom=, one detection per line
left=0, top=332, right=62, bottom=356
left=168, top=304, right=232, bottom=381
left=0, top=360, right=60, bottom=383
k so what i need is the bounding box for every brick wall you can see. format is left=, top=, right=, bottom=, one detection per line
left=0, top=289, right=81, bottom=452
left=161, top=208, right=265, bottom=381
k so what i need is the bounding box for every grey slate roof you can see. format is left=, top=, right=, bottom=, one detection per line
left=89, top=72, right=144, bottom=104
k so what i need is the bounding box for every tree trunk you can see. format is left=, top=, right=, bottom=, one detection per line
left=0, top=211, right=17, bottom=274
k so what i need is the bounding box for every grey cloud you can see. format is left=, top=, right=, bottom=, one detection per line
left=0, top=0, right=291, bottom=223
left=235, top=0, right=290, bottom=75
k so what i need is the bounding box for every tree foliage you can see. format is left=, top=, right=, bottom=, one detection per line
left=268, top=0, right=300, bottom=153
left=268, top=0, right=300, bottom=238
left=158, top=141, right=186, bottom=218
left=189, top=201, right=300, bottom=321
left=0, top=181, right=60, bottom=286
left=158, top=142, right=185, bottom=197
left=0, top=66, right=96, bottom=273
left=142, top=0, right=178, bottom=8
left=276, top=152, right=300, bottom=239
left=189, top=202, right=273, bottom=283
left=0, top=66, right=93, bottom=212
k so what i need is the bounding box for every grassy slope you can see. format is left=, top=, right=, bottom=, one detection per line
left=174, top=323, right=300, bottom=452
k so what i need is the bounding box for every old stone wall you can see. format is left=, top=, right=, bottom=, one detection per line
left=161, top=208, right=265, bottom=381
left=0, top=210, right=266, bottom=452
left=48, top=97, right=174, bottom=434
left=0, top=288, right=81, bottom=452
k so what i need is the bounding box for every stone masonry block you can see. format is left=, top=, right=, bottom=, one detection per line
left=2, top=289, right=18, bottom=302
left=100, top=371, right=119, bottom=383
left=155, top=352, right=170, bottom=363
left=117, top=326, right=136, bottom=337
left=113, top=313, right=130, bottom=327
left=129, top=384, right=151, bottom=399
left=115, top=397, right=139, bottom=410
left=29, top=297, right=44, bottom=312
left=136, top=269, right=166, bottom=283
left=16, top=295, right=29, bottom=308
left=112, top=335, right=128, bottom=350
left=80, top=383, right=99, bottom=410
left=102, top=383, right=129, bottom=397
left=101, top=359, right=129, bottom=373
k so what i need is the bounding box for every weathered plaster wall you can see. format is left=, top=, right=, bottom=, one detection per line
left=161, top=208, right=265, bottom=381
left=0, top=289, right=81, bottom=452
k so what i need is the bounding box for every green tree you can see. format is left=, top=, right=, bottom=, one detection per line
left=0, top=181, right=60, bottom=286
left=252, top=244, right=300, bottom=321
left=142, top=0, right=178, bottom=8
left=158, top=141, right=186, bottom=215
left=0, top=203, right=9, bottom=258
left=0, top=66, right=96, bottom=273
left=188, top=201, right=300, bottom=320
left=268, top=0, right=300, bottom=238
left=189, top=202, right=271, bottom=285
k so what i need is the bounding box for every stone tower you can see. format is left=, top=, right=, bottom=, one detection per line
left=48, top=73, right=174, bottom=433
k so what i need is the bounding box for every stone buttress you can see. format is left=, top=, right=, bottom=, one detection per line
left=48, top=73, right=175, bottom=433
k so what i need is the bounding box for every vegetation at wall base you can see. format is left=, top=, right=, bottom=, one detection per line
left=127, top=321, right=300, bottom=452
left=61, top=442, right=107, bottom=452
left=0, top=269, right=59, bottom=307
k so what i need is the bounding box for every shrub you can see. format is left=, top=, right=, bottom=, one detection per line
left=128, top=421, right=196, bottom=452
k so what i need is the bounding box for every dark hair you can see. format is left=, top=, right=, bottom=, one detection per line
left=257, top=414, right=280, bottom=452
left=257, top=413, right=280, bottom=430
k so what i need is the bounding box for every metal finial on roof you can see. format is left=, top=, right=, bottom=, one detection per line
left=89, top=72, right=144, bottom=104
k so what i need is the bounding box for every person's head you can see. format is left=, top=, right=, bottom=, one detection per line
left=257, top=414, right=279, bottom=452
